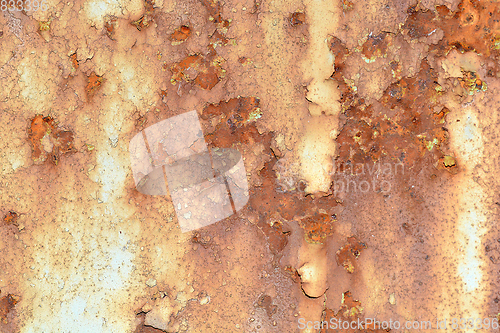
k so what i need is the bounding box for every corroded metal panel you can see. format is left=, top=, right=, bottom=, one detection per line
left=1, top=0, right=500, bottom=332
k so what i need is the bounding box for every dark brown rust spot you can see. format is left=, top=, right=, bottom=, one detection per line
left=361, top=32, right=389, bottom=60
left=255, top=294, right=277, bottom=317
left=0, top=294, right=18, bottom=324
left=335, top=236, right=367, bottom=273
left=289, top=12, right=306, bottom=26
left=131, top=15, right=153, bottom=31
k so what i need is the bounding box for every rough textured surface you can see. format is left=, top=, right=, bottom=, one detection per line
left=1, top=0, right=500, bottom=332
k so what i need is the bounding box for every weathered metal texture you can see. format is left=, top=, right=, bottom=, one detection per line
left=1, top=0, right=500, bottom=332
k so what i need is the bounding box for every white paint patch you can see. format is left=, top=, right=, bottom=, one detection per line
left=84, top=0, right=134, bottom=29
left=298, top=0, right=340, bottom=194
left=17, top=49, right=57, bottom=111
left=6, top=147, right=27, bottom=172
left=23, top=216, right=137, bottom=333
left=457, top=199, right=486, bottom=294
left=113, top=53, right=159, bottom=109
left=95, top=150, right=127, bottom=203
left=464, top=115, right=476, bottom=141
left=301, top=0, right=341, bottom=116
left=88, top=101, right=128, bottom=203
left=440, top=50, right=482, bottom=78
left=449, top=109, right=486, bottom=319
left=299, top=117, right=337, bottom=193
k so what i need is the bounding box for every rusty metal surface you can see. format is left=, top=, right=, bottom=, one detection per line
left=1, top=0, right=500, bottom=332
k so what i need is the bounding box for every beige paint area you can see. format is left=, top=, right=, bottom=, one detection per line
left=299, top=0, right=340, bottom=195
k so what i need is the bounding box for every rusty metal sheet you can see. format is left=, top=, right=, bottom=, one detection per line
left=1, top=0, right=500, bottom=332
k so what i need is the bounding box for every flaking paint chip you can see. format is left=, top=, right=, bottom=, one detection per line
left=146, top=279, right=157, bottom=288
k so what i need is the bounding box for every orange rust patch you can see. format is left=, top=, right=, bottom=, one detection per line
left=201, top=97, right=262, bottom=146
left=201, top=97, right=260, bottom=121
left=335, top=236, right=367, bottom=273
left=3, top=211, right=19, bottom=226
left=361, top=32, right=390, bottom=61
left=167, top=0, right=231, bottom=90
left=0, top=294, right=18, bottom=324
left=332, top=0, right=500, bottom=180
left=404, top=1, right=500, bottom=57
left=245, top=157, right=342, bottom=247
left=248, top=159, right=303, bottom=219
left=199, top=96, right=344, bottom=252
left=86, top=72, right=105, bottom=96
left=432, top=107, right=450, bottom=125
left=299, top=212, right=335, bottom=244
left=341, top=0, right=354, bottom=11
left=170, top=25, right=191, bottom=45
left=458, top=70, right=487, bottom=95
left=289, top=12, right=306, bottom=26
left=104, top=15, right=117, bottom=40
left=328, top=37, right=355, bottom=110
left=261, top=218, right=289, bottom=255
left=341, top=291, right=363, bottom=317
left=335, top=60, right=451, bottom=174
left=131, top=0, right=156, bottom=32
left=170, top=53, right=224, bottom=90
left=199, top=0, right=232, bottom=50
left=28, top=115, right=47, bottom=161
left=194, top=68, right=221, bottom=90
left=70, top=53, right=79, bottom=70
left=27, top=115, right=75, bottom=165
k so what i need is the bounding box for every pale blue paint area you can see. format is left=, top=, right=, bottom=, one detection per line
left=464, top=115, right=475, bottom=141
